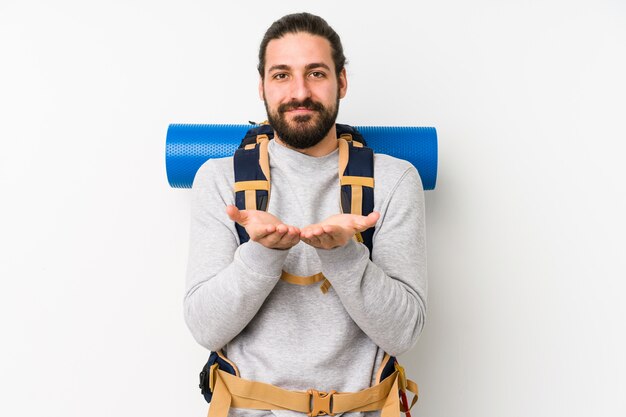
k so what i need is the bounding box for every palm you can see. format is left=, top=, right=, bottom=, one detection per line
left=300, top=212, right=380, bottom=249
left=226, top=205, right=300, bottom=250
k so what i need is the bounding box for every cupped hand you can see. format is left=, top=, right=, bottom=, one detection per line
left=226, top=205, right=300, bottom=250
left=300, top=212, right=380, bottom=249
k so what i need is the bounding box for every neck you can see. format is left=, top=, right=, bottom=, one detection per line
left=274, top=126, right=338, bottom=157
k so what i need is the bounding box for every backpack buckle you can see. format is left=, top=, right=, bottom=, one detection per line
left=307, top=389, right=336, bottom=416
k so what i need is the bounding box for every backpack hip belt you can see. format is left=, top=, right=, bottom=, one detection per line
left=205, top=356, right=418, bottom=417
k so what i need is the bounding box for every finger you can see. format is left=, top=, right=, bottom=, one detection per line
left=316, top=230, right=338, bottom=249
left=247, top=222, right=275, bottom=240
left=260, top=228, right=288, bottom=247
left=278, top=227, right=301, bottom=247
left=249, top=228, right=272, bottom=241
left=271, top=224, right=297, bottom=247
left=301, top=233, right=322, bottom=248
left=288, top=226, right=302, bottom=246
left=321, top=225, right=338, bottom=235
left=248, top=223, right=277, bottom=240
left=300, top=227, right=314, bottom=239
left=311, top=226, right=325, bottom=237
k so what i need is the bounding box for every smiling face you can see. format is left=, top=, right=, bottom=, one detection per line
left=259, top=32, right=347, bottom=152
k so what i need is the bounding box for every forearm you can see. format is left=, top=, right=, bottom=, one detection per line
left=316, top=240, right=427, bottom=356
left=183, top=160, right=290, bottom=351
left=184, top=240, right=288, bottom=351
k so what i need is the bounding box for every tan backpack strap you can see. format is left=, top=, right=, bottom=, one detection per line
left=339, top=132, right=353, bottom=142
left=207, top=367, right=403, bottom=417
left=258, top=137, right=270, bottom=185
left=215, top=350, right=240, bottom=376
left=281, top=271, right=332, bottom=294
left=319, top=279, right=332, bottom=294
left=280, top=271, right=325, bottom=286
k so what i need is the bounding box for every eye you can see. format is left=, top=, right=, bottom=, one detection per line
left=272, top=73, right=289, bottom=80
left=309, top=71, right=326, bottom=78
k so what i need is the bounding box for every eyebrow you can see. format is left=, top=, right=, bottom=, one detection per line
left=267, top=62, right=332, bottom=73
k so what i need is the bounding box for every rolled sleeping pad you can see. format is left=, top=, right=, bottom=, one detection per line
left=166, top=124, right=437, bottom=190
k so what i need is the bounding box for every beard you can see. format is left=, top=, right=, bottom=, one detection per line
left=264, top=94, right=340, bottom=150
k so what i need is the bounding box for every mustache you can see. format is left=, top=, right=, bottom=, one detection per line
left=278, top=98, right=324, bottom=113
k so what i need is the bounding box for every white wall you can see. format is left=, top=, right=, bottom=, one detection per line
left=1, top=0, right=624, bottom=416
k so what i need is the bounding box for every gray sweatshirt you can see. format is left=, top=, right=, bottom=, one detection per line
left=184, top=139, right=427, bottom=417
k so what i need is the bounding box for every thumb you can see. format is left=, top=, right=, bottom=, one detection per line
left=355, top=211, right=380, bottom=230
left=226, top=205, right=247, bottom=225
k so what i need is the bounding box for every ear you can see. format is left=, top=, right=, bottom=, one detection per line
left=258, top=77, right=264, bottom=101
left=338, top=67, right=348, bottom=99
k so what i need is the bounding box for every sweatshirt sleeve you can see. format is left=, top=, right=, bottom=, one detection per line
left=314, top=165, right=428, bottom=356
left=183, top=160, right=289, bottom=351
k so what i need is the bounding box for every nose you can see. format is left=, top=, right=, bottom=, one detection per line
left=290, top=75, right=312, bottom=102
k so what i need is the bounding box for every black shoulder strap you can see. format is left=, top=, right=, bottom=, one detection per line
left=336, top=123, right=367, bottom=146
left=337, top=131, right=375, bottom=255
left=238, top=124, right=274, bottom=148
left=233, top=131, right=271, bottom=244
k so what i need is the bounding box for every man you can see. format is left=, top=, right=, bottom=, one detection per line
left=185, top=12, right=427, bottom=417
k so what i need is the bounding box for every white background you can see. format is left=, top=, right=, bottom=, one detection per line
left=1, top=0, right=625, bottom=416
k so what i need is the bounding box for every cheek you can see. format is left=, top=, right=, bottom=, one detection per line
left=319, top=85, right=339, bottom=104
left=263, top=86, right=286, bottom=106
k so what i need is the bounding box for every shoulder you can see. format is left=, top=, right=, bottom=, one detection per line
left=190, top=157, right=235, bottom=207
left=192, top=156, right=234, bottom=190
left=373, top=153, right=423, bottom=196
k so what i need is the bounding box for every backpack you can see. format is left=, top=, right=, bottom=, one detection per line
left=198, top=123, right=417, bottom=417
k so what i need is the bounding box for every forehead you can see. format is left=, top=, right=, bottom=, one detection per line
left=265, top=32, right=334, bottom=71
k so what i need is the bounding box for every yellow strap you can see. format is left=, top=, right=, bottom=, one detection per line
left=394, top=363, right=419, bottom=412
left=280, top=271, right=333, bottom=294
left=337, top=138, right=349, bottom=184
left=208, top=369, right=403, bottom=417
left=258, top=138, right=270, bottom=184
left=351, top=185, right=363, bottom=216
left=244, top=189, right=256, bottom=211
left=258, top=138, right=271, bottom=209
left=337, top=138, right=350, bottom=215
left=395, top=362, right=407, bottom=391
left=406, top=379, right=419, bottom=410
left=319, top=279, right=332, bottom=294
left=380, top=375, right=400, bottom=417
left=280, top=271, right=325, bottom=286
left=207, top=371, right=233, bottom=417
left=234, top=180, right=270, bottom=192
left=340, top=176, right=374, bottom=188
left=216, top=350, right=240, bottom=376
left=375, top=353, right=393, bottom=382
left=333, top=372, right=399, bottom=413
